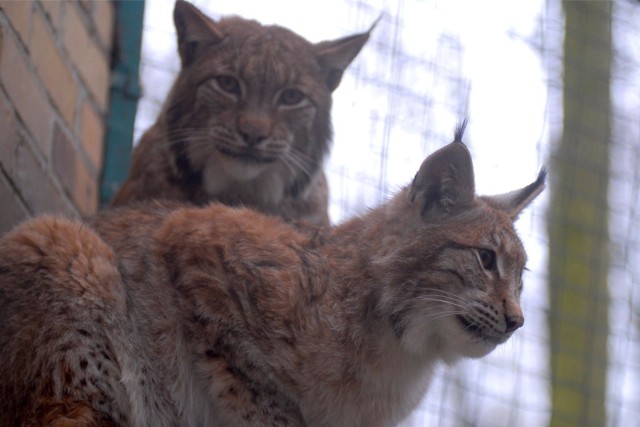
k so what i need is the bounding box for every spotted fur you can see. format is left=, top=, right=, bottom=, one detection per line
left=0, top=131, right=544, bottom=426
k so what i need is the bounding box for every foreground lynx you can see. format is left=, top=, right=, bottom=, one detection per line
left=0, top=126, right=544, bottom=426
left=111, top=1, right=371, bottom=226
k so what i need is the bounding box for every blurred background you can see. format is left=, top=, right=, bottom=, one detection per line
left=132, top=1, right=640, bottom=426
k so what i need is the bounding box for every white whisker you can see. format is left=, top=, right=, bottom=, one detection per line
left=416, top=308, right=466, bottom=321
left=414, top=296, right=468, bottom=310
left=284, top=149, right=316, bottom=178
left=427, top=288, right=473, bottom=305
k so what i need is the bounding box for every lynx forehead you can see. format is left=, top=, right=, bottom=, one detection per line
left=111, top=0, right=373, bottom=226
left=0, top=125, right=545, bottom=426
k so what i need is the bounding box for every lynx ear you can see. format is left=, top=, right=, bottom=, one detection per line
left=482, top=168, right=546, bottom=220
left=314, top=18, right=378, bottom=91
left=174, top=0, right=224, bottom=67
left=409, top=124, right=475, bottom=220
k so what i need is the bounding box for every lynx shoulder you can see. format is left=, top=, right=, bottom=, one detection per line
left=111, top=0, right=372, bottom=226
left=0, top=126, right=544, bottom=426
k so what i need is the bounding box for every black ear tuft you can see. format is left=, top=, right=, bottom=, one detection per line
left=454, top=118, right=468, bottom=143
left=481, top=167, right=547, bottom=220
left=536, top=167, right=548, bottom=185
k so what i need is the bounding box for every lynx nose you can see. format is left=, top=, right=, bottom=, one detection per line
left=505, top=313, right=524, bottom=333
left=238, top=116, right=271, bottom=146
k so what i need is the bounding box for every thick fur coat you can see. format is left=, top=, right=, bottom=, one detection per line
left=0, top=129, right=545, bottom=426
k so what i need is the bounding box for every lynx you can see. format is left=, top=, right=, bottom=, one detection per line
left=0, top=125, right=545, bottom=426
left=111, top=0, right=372, bottom=226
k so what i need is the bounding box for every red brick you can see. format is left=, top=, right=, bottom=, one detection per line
left=78, top=169, right=98, bottom=213
left=52, top=122, right=77, bottom=192
left=0, top=90, right=21, bottom=179
left=39, top=0, right=62, bottom=34
left=0, top=32, right=54, bottom=154
left=0, top=0, right=32, bottom=46
left=62, top=2, right=110, bottom=111
left=30, top=10, right=77, bottom=127
left=92, top=0, right=113, bottom=49
left=78, top=0, right=91, bottom=14
left=0, top=173, right=29, bottom=236
left=0, top=91, right=72, bottom=218
left=52, top=123, right=98, bottom=213
left=14, top=128, right=76, bottom=216
left=80, top=98, right=104, bottom=171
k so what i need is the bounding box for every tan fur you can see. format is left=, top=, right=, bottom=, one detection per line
left=111, top=1, right=371, bottom=226
left=0, top=129, right=545, bottom=426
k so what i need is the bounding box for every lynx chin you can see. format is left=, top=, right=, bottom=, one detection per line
left=0, top=123, right=545, bottom=426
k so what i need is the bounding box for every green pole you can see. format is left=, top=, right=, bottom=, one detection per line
left=100, top=0, right=145, bottom=206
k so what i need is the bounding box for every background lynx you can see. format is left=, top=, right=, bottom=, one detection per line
left=0, top=125, right=544, bottom=426
left=111, top=1, right=371, bottom=226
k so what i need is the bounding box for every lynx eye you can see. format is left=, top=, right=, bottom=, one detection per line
left=214, top=75, right=241, bottom=96
left=477, top=248, right=497, bottom=271
left=278, top=88, right=306, bottom=106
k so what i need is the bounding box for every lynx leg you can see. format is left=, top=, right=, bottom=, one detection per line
left=0, top=217, right=133, bottom=426
left=197, top=349, right=305, bottom=426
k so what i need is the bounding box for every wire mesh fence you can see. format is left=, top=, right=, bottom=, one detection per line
left=133, top=0, right=640, bottom=425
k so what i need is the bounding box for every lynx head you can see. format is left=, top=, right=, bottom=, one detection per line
left=377, top=122, right=545, bottom=361
left=165, top=0, right=371, bottom=197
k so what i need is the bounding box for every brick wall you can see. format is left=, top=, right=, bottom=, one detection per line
left=0, top=0, right=114, bottom=235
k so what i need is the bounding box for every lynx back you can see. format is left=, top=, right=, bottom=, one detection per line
left=0, top=125, right=545, bottom=426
